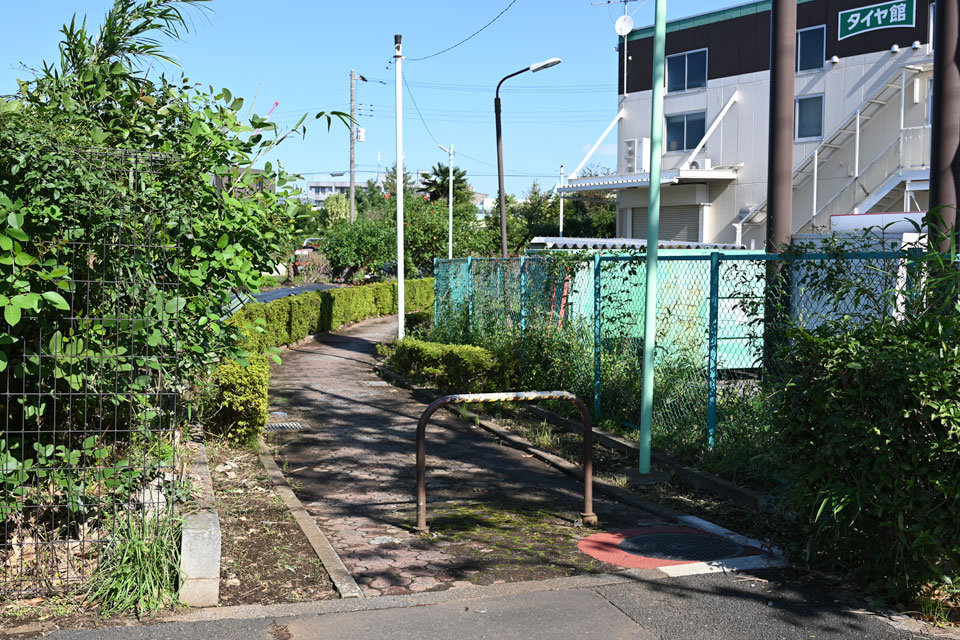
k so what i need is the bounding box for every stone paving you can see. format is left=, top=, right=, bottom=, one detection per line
left=267, top=316, right=667, bottom=597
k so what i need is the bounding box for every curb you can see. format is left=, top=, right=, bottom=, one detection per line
left=179, top=440, right=222, bottom=608
left=523, top=405, right=778, bottom=513
left=376, top=367, right=782, bottom=557
left=257, top=437, right=364, bottom=599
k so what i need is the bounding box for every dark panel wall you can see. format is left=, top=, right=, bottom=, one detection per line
left=619, top=0, right=933, bottom=94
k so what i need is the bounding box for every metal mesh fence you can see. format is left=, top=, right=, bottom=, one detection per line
left=434, top=246, right=914, bottom=482
left=1, top=149, right=182, bottom=597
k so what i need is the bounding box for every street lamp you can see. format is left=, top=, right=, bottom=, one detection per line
left=495, top=57, right=562, bottom=258
left=438, top=144, right=454, bottom=259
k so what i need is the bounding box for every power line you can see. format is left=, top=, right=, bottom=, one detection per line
left=406, top=0, right=519, bottom=62
left=402, top=71, right=440, bottom=146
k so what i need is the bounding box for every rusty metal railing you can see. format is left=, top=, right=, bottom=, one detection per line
left=415, top=391, right=598, bottom=534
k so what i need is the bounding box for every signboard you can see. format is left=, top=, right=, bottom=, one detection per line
left=839, top=0, right=915, bottom=40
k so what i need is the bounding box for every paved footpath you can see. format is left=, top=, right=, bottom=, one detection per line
left=266, top=315, right=666, bottom=596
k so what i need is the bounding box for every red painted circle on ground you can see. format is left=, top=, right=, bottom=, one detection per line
left=578, top=526, right=762, bottom=569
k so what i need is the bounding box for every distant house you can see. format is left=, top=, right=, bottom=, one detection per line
left=561, top=0, right=936, bottom=247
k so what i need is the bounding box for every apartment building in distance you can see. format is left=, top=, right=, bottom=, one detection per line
left=561, top=0, right=936, bottom=247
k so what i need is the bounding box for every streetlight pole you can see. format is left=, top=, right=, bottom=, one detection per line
left=394, top=35, right=405, bottom=340
left=495, top=57, right=562, bottom=258
left=439, top=144, right=454, bottom=259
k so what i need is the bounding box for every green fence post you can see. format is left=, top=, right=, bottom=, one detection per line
left=637, top=0, right=667, bottom=475
left=593, top=253, right=602, bottom=419
left=519, top=256, right=527, bottom=334
left=433, top=257, right=439, bottom=322
left=706, top=251, right=720, bottom=450
left=467, top=256, right=474, bottom=331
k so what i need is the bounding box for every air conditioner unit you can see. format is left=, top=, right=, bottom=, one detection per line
left=622, top=138, right=651, bottom=174
left=687, top=158, right=713, bottom=170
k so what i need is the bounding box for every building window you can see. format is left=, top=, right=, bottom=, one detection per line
left=666, top=49, right=707, bottom=93
left=795, top=95, right=824, bottom=139
left=796, top=25, right=825, bottom=72
left=665, top=111, right=706, bottom=151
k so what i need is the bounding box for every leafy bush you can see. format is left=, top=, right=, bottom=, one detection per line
left=232, top=278, right=434, bottom=352
left=207, top=354, right=270, bottom=444
left=778, top=313, right=960, bottom=600
left=383, top=338, right=503, bottom=392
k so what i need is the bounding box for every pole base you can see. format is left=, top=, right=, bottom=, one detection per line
left=413, top=525, right=430, bottom=536
left=625, top=469, right=670, bottom=486
left=580, top=512, right=599, bottom=527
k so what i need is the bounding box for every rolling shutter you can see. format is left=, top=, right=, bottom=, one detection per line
left=631, top=205, right=700, bottom=242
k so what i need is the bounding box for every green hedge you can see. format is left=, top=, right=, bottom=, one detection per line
left=233, top=278, right=434, bottom=352
left=383, top=338, right=503, bottom=393
left=208, top=354, right=270, bottom=444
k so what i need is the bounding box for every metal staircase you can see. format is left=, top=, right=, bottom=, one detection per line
left=737, top=60, right=933, bottom=242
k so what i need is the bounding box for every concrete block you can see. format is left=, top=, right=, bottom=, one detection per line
left=179, top=511, right=222, bottom=607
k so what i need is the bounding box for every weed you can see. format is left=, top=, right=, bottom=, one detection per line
left=84, top=513, right=182, bottom=617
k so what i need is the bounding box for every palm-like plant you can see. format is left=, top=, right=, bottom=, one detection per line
left=418, top=163, right=471, bottom=202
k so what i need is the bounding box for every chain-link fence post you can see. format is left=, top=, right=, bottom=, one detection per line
left=593, top=253, right=602, bottom=419
left=519, top=256, right=527, bottom=335
left=707, top=250, right=721, bottom=449
left=467, top=256, right=474, bottom=332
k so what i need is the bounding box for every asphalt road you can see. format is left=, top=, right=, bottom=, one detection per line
left=41, top=569, right=935, bottom=640
left=252, top=283, right=337, bottom=303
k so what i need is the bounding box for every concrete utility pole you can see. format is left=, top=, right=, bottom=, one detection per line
left=394, top=35, right=405, bottom=340
left=929, top=0, right=960, bottom=251
left=350, top=69, right=357, bottom=223
left=766, top=0, right=796, bottom=252
left=762, top=0, right=796, bottom=371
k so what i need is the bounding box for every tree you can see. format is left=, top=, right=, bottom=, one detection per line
left=384, top=163, right=416, bottom=198
left=323, top=193, right=348, bottom=223
left=418, top=163, right=471, bottom=203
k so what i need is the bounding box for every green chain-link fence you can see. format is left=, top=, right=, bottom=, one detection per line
left=434, top=246, right=915, bottom=485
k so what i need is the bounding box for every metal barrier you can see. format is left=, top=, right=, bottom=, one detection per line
left=415, top=391, right=598, bottom=534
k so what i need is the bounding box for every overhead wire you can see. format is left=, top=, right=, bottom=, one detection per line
left=405, top=0, right=519, bottom=62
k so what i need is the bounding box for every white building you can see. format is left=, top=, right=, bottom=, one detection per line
left=562, top=0, right=936, bottom=247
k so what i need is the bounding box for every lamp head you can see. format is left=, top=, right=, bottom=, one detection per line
left=438, top=144, right=449, bottom=153
left=530, top=57, right=562, bottom=73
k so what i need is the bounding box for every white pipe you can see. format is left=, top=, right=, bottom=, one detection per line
left=559, top=165, right=564, bottom=237
left=570, top=108, right=624, bottom=179
left=812, top=148, right=818, bottom=220
left=395, top=35, right=405, bottom=340
left=682, top=90, right=738, bottom=169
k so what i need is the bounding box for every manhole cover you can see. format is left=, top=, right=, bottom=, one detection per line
left=264, top=421, right=304, bottom=432
left=618, top=533, right=744, bottom=562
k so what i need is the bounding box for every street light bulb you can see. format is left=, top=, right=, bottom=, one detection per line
left=530, top=57, right=562, bottom=73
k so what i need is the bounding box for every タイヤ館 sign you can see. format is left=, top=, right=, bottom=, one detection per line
left=839, top=0, right=915, bottom=40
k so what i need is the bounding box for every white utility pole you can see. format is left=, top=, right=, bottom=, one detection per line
left=394, top=35, right=405, bottom=340
left=439, top=144, right=454, bottom=258
left=559, top=164, right=565, bottom=237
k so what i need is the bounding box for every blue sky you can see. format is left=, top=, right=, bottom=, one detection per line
left=1, top=0, right=714, bottom=199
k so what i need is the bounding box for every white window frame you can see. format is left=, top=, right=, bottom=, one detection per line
left=928, top=2, right=936, bottom=54
left=796, top=25, right=826, bottom=73
left=665, top=110, right=707, bottom=152
left=795, top=94, right=825, bottom=141
left=665, top=48, right=708, bottom=93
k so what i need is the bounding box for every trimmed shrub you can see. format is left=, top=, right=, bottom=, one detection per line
left=208, top=354, right=270, bottom=444
left=232, top=278, right=434, bottom=351
left=384, top=338, right=502, bottom=392
left=778, top=315, right=960, bottom=600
